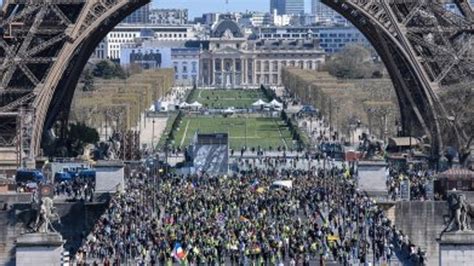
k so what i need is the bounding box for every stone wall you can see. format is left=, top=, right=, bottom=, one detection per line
left=0, top=199, right=108, bottom=265
left=439, top=231, right=474, bottom=266
left=0, top=210, right=16, bottom=266
left=394, top=201, right=449, bottom=266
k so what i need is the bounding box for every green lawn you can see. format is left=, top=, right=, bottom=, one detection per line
left=187, top=89, right=269, bottom=109
left=172, top=116, right=295, bottom=150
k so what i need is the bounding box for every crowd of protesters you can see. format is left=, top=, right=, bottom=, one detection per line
left=386, top=165, right=437, bottom=201
left=75, top=164, right=425, bottom=265
left=54, top=177, right=95, bottom=201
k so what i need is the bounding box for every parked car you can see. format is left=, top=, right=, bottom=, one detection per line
left=15, top=169, right=45, bottom=184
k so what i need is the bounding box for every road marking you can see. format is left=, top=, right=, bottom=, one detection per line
left=180, top=120, right=191, bottom=147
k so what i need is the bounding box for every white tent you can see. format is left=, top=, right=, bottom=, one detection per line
left=252, top=99, right=268, bottom=107
left=190, top=101, right=203, bottom=108
left=224, top=107, right=235, bottom=114
left=270, top=99, right=283, bottom=107
left=179, top=102, right=191, bottom=108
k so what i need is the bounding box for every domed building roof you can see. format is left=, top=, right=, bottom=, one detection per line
left=211, top=19, right=244, bottom=38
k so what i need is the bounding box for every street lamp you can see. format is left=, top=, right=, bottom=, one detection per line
left=152, top=119, right=156, bottom=153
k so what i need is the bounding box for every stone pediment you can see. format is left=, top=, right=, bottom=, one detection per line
left=213, top=46, right=244, bottom=55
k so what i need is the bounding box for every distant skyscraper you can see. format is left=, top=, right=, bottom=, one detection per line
left=270, top=0, right=286, bottom=15
left=122, top=4, right=150, bottom=24
left=285, top=0, right=305, bottom=15
left=311, top=0, right=336, bottom=22
left=271, top=0, right=304, bottom=15
left=311, top=0, right=348, bottom=25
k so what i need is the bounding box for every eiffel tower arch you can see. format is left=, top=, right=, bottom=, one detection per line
left=0, top=0, right=150, bottom=166
left=321, top=0, right=473, bottom=160
left=0, top=0, right=472, bottom=166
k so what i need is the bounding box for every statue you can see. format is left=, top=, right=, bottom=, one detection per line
left=93, top=132, right=123, bottom=160
left=443, top=193, right=473, bottom=233
left=33, top=197, right=61, bottom=233
left=222, top=29, right=234, bottom=40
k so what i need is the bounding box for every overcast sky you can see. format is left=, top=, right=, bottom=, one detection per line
left=152, top=0, right=312, bottom=19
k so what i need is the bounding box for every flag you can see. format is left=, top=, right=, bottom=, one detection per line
left=172, top=242, right=186, bottom=262
left=250, top=179, right=259, bottom=191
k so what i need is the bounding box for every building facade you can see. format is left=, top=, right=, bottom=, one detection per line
left=311, top=0, right=348, bottom=25
left=120, top=42, right=199, bottom=86
left=171, top=48, right=200, bottom=86
left=91, top=41, right=108, bottom=60
left=150, top=9, right=188, bottom=25
left=258, top=25, right=370, bottom=54
left=120, top=46, right=172, bottom=69
left=285, top=0, right=305, bottom=15
left=270, top=0, right=304, bottom=15
left=249, top=12, right=273, bottom=27
left=97, top=25, right=197, bottom=60
left=199, top=19, right=325, bottom=87
left=122, top=4, right=150, bottom=24
left=270, top=0, right=286, bottom=15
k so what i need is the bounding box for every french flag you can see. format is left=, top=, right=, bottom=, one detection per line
left=172, top=242, right=186, bottom=262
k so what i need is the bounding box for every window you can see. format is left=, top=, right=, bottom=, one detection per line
left=272, top=61, right=278, bottom=72
left=235, top=60, right=242, bottom=72
left=264, top=61, right=269, bottom=72
left=183, top=65, right=188, bottom=73
left=192, top=62, right=197, bottom=73
left=264, top=74, right=270, bottom=84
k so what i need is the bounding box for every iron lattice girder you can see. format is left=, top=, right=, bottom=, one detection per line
left=0, top=2, right=75, bottom=98
left=402, top=2, right=474, bottom=84
left=452, top=0, right=474, bottom=20
left=322, top=0, right=472, bottom=154
left=0, top=0, right=151, bottom=160
left=0, top=0, right=466, bottom=161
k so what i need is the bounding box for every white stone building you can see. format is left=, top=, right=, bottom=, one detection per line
left=94, top=25, right=198, bottom=60
left=199, top=19, right=325, bottom=87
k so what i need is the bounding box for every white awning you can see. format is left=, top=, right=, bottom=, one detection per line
left=270, top=99, right=283, bottom=107
left=252, top=99, right=268, bottom=106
